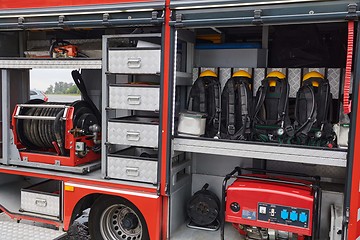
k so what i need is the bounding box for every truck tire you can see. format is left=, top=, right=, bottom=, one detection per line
left=89, top=195, right=150, bottom=240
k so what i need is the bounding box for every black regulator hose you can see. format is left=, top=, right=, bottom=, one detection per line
left=71, top=70, right=101, bottom=124
left=54, top=109, right=66, bottom=156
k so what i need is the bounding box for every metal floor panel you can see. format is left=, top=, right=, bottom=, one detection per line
left=171, top=222, right=245, bottom=240
left=0, top=220, right=66, bottom=240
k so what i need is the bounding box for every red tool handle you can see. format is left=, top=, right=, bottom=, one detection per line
left=344, top=21, right=354, bottom=114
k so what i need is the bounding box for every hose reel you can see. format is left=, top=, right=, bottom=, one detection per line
left=186, top=183, right=220, bottom=230
left=12, top=99, right=101, bottom=167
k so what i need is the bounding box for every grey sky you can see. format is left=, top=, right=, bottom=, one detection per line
left=30, top=69, right=73, bottom=91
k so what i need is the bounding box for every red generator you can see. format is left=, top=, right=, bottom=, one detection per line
left=221, top=167, right=321, bottom=240
left=12, top=100, right=101, bottom=167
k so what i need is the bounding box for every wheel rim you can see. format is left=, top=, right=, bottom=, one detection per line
left=100, top=204, right=143, bottom=240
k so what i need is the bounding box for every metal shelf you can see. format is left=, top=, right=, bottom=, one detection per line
left=173, top=137, right=347, bottom=167
left=0, top=58, right=102, bottom=69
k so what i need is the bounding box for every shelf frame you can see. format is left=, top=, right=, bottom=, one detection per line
left=0, top=58, right=102, bottom=69
left=173, top=137, right=347, bottom=167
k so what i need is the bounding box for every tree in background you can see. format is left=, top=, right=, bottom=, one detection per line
left=66, top=84, right=81, bottom=94
left=45, top=82, right=80, bottom=94
left=45, top=85, right=54, bottom=94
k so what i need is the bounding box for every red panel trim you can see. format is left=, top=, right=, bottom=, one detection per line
left=160, top=0, right=171, bottom=197
left=348, top=84, right=360, bottom=240
left=160, top=1, right=171, bottom=239
left=0, top=0, right=158, bottom=10
left=63, top=182, right=162, bottom=239
left=162, top=196, right=169, bottom=239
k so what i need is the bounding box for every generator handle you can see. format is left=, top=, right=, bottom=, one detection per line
left=220, top=167, right=241, bottom=240
left=234, top=175, right=314, bottom=189
left=240, top=167, right=321, bottom=182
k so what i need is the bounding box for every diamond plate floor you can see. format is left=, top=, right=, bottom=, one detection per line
left=0, top=213, right=66, bottom=240
left=171, top=222, right=245, bottom=240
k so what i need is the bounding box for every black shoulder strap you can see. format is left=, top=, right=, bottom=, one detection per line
left=295, top=85, right=317, bottom=138
left=253, top=79, right=269, bottom=125
left=227, top=78, right=236, bottom=135
left=317, top=78, right=331, bottom=125
left=232, top=79, right=250, bottom=139
left=198, top=78, right=207, bottom=113
left=277, top=78, right=289, bottom=124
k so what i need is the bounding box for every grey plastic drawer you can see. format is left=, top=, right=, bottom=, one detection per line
left=108, top=116, right=159, bottom=148
left=108, top=49, right=161, bottom=74
left=107, top=147, right=158, bottom=184
left=109, top=84, right=160, bottom=111
left=20, top=180, right=60, bottom=218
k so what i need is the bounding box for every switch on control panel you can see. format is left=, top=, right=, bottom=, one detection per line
left=258, top=203, right=310, bottom=229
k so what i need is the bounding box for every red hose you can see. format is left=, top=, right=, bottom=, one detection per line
left=344, top=21, right=354, bottom=114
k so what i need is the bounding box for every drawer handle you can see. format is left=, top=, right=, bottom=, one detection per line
left=127, top=95, right=141, bottom=105
left=35, top=198, right=47, bottom=208
left=126, top=167, right=139, bottom=177
left=127, top=58, right=142, bottom=69
left=126, top=131, right=140, bottom=141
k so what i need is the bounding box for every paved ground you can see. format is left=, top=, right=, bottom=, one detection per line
left=47, top=94, right=81, bottom=103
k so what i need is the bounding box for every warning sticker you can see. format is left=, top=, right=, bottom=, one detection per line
left=242, top=209, right=256, bottom=220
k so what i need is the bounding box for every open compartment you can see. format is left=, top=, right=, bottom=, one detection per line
left=169, top=19, right=349, bottom=240
left=0, top=173, right=62, bottom=221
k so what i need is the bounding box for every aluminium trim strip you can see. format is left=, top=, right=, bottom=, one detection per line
left=64, top=182, right=159, bottom=199
left=0, top=2, right=164, bottom=18
left=171, top=0, right=331, bottom=10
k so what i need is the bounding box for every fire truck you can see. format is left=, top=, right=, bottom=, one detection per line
left=0, top=0, right=359, bottom=239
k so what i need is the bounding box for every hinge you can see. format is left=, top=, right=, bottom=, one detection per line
left=175, top=13, right=184, bottom=27
left=150, top=11, right=161, bottom=24
left=344, top=207, right=350, bottom=223
left=58, top=15, right=65, bottom=27
left=18, top=17, right=25, bottom=29
left=176, top=13, right=182, bottom=23
left=252, top=9, right=263, bottom=25
left=103, top=13, right=110, bottom=26
left=152, top=11, right=158, bottom=21
left=346, top=3, right=358, bottom=20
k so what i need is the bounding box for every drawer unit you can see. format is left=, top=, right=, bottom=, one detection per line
left=20, top=180, right=60, bottom=218
left=109, top=84, right=160, bottom=111
left=108, top=49, right=161, bottom=74
left=107, top=147, right=158, bottom=183
left=108, top=116, right=159, bottom=148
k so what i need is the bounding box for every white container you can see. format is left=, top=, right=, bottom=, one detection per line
left=178, top=111, right=206, bottom=137
left=333, top=124, right=349, bottom=148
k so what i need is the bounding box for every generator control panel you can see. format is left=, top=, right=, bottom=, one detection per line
left=257, top=203, right=310, bottom=229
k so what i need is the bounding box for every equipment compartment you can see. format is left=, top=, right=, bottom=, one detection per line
left=107, top=147, right=158, bottom=184
left=109, top=84, right=160, bottom=111
left=108, top=49, right=161, bottom=74
left=107, top=116, right=159, bottom=148
left=20, top=180, right=61, bottom=218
